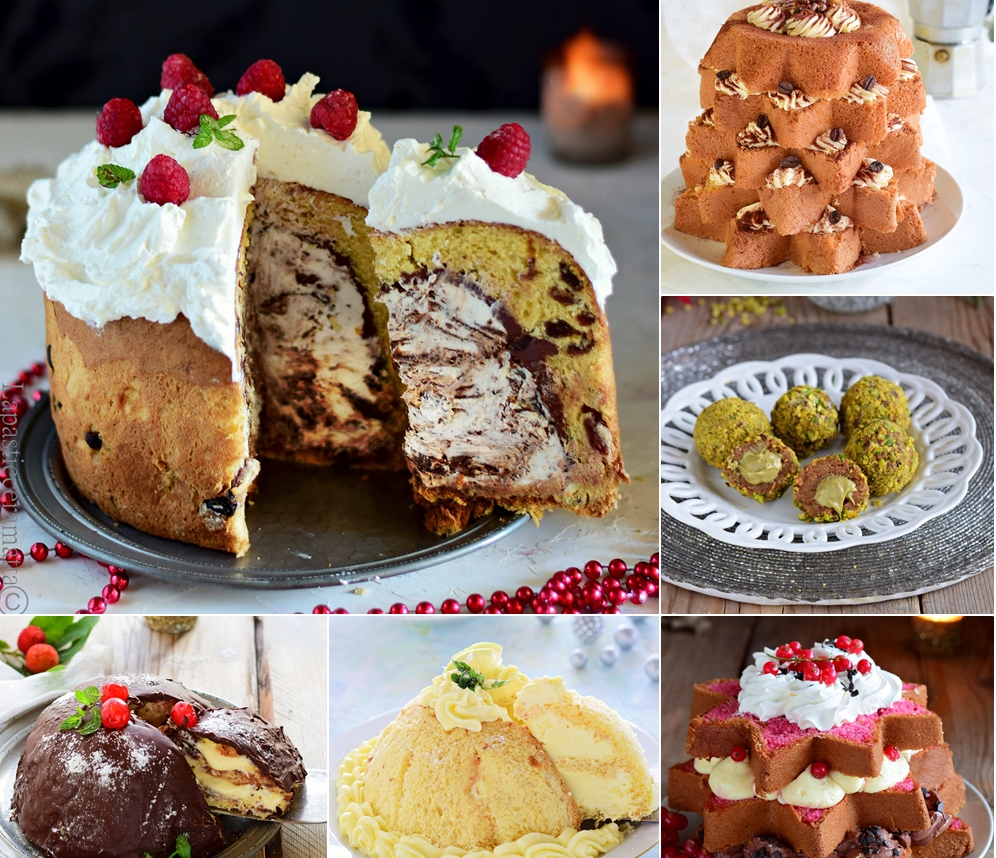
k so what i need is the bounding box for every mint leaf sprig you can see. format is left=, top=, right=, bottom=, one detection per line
left=96, top=164, right=136, bottom=189
left=59, top=685, right=102, bottom=735
left=450, top=660, right=508, bottom=692
left=193, top=114, right=244, bottom=150
left=422, top=125, right=463, bottom=168
left=145, top=834, right=191, bottom=858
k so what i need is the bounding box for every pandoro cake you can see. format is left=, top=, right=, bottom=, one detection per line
left=666, top=636, right=975, bottom=858
left=337, top=642, right=657, bottom=858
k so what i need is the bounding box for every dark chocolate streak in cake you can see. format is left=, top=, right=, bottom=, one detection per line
left=909, top=791, right=953, bottom=846
left=13, top=683, right=224, bottom=858
left=180, top=707, right=306, bottom=791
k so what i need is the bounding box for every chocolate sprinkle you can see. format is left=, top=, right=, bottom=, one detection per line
left=862, top=75, right=877, bottom=91
left=869, top=160, right=885, bottom=173
left=830, top=127, right=845, bottom=142
left=780, top=155, right=801, bottom=169
left=84, top=430, right=102, bottom=451
left=757, top=114, right=770, bottom=129
left=777, top=80, right=795, bottom=95
left=717, top=69, right=732, bottom=81
left=46, top=344, right=53, bottom=371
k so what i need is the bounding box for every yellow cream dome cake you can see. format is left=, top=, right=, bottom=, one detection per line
left=336, top=642, right=657, bottom=858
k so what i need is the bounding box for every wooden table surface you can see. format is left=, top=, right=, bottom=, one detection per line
left=659, top=296, right=995, bottom=615
left=90, top=615, right=327, bottom=858
left=661, top=616, right=995, bottom=857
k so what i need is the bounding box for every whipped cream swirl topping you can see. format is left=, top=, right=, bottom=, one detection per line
left=366, top=138, right=616, bottom=308
left=418, top=642, right=527, bottom=732
left=765, top=157, right=813, bottom=189
left=738, top=640, right=903, bottom=730
left=693, top=108, right=716, bottom=128
left=749, top=0, right=861, bottom=36
left=738, top=117, right=778, bottom=149
left=715, top=70, right=750, bottom=99
left=768, top=81, right=816, bottom=111
left=737, top=202, right=774, bottom=231
left=213, top=73, right=389, bottom=207
left=853, top=159, right=894, bottom=190
left=842, top=76, right=890, bottom=103
left=809, top=127, right=848, bottom=154
left=811, top=205, right=853, bottom=235
left=705, top=159, right=736, bottom=188
left=886, top=113, right=904, bottom=133
left=898, top=57, right=919, bottom=81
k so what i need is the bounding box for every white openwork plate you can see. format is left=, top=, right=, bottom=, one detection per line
left=660, top=354, right=983, bottom=553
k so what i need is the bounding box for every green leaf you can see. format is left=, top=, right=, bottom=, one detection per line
left=55, top=617, right=99, bottom=663
left=489, top=679, right=508, bottom=689
left=447, top=125, right=463, bottom=151
left=192, top=128, right=213, bottom=149
left=94, top=164, right=136, bottom=189
left=450, top=659, right=487, bottom=691
left=217, top=114, right=236, bottom=128
left=78, top=708, right=101, bottom=736
left=32, top=616, right=74, bottom=641
left=175, top=834, right=192, bottom=858
left=214, top=130, right=245, bottom=151
left=60, top=713, right=84, bottom=731
left=422, top=125, right=463, bottom=168
left=80, top=685, right=101, bottom=706
left=191, top=114, right=244, bottom=151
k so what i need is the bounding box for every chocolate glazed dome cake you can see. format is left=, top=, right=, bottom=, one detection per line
left=366, top=131, right=627, bottom=535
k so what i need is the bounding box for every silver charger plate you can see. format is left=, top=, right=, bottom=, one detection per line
left=660, top=324, right=995, bottom=604
left=9, top=398, right=529, bottom=588
left=0, top=692, right=278, bottom=858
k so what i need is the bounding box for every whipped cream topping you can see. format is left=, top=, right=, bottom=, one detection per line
left=853, top=159, right=894, bottom=190
left=737, top=641, right=903, bottom=730
left=694, top=108, right=716, bottom=129
left=709, top=757, right=755, bottom=800
left=809, top=128, right=848, bottom=154
left=898, top=57, right=919, bottom=81
left=366, top=138, right=616, bottom=308
left=737, top=202, right=774, bottom=231
left=886, top=113, right=904, bottom=134
left=768, top=86, right=816, bottom=111
left=715, top=71, right=750, bottom=99
left=749, top=0, right=861, bottom=36
left=765, top=163, right=813, bottom=189
left=738, top=120, right=778, bottom=149
left=214, top=73, right=389, bottom=207
left=842, top=78, right=890, bottom=103
left=22, top=92, right=258, bottom=378
left=705, top=160, right=736, bottom=188
left=811, top=205, right=853, bottom=235
left=418, top=642, right=527, bottom=731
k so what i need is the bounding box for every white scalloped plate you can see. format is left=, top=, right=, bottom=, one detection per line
left=660, top=354, right=983, bottom=552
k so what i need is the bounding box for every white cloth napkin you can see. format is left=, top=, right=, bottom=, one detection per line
left=0, top=619, right=115, bottom=725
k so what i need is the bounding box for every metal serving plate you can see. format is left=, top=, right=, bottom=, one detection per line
left=9, top=397, right=529, bottom=588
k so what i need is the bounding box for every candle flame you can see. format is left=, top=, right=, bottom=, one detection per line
left=561, top=30, right=633, bottom=105
left=918, top=615, right=963, bottom=622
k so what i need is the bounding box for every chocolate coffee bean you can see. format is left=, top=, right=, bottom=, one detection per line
left=757, top=114, right=770, bottom=128
left=830, top=127, right=844, bottom=142
left=829, top=210, right=842, bottom=224
left=869, top=160, right=884, bottom=172
left=714, top=159, right=726, bottom=170
left=861, top=75, right=877, bottom=91
left=780, top=155, right=801, bottom=169
left=777, top=80, right=795, bottom=95
left=717, top=69, right=732, bottom=81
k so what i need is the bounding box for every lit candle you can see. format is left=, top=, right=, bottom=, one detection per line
left=541, top=30, right=634, bottom=163
left=911, top=615, right=963, bottom=656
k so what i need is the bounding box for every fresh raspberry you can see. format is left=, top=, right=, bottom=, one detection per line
left=476, top=122, right=531, bottom=177
left=25, top=643, right=59, bottom=674
left=170, top=701, right=198, bottom=728
left=161, top=53, right=214, bottom=97
left=95, top=98, right=144, bottom=147
left=140, top=155, right=190, bottom=206
left=17, top=625, right=46, bottom=654
left=309, top=89, right=358, bottom=140
left=236, top=59, right=286, bottom=102
left=101, top=698, right=131, bottom=730
left=101, top=682, right=130, bottom=703
left=163, top=83, right=218, bottom=134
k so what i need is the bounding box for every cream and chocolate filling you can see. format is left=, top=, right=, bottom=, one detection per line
left=380, top=269, right=570, bottom=499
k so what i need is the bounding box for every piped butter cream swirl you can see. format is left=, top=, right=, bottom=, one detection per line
left=337, top=738, right=625, bottom=858
left=768, top=87, right=816, bottom=111
left=898, top=58, right=919, bottom=82
left=737, top=203, right=774, bottom=231
left=738, top=121, right=778, bottom=149
left=810, top=206, right=853, bottom=235
left=705, top=160, right=736, bottom=188
left=749, top=0, right=862, bottom=36
left=715, top=72, right=750, bottom=99
left=809, top=129, right=848, bottom=154
left=747, top=5, right=788, bottom=33
left=842, top=80, right=890, bottom=103
left=738, top=641, right=903, bottom=730
left=765, top=165, right=813, bottom=189
left=853, top=159, right=894, bottom=190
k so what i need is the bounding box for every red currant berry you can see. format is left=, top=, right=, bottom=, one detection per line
left=762, top=661, right=779, bottom=676
left=847, top=638, right=864, bottom=654
left=312, top=604, right=332, bottom=614
left=505, top=597, right=524, bottom=614
left=683, top=838, right=702, bottom=856
left=803, top=664, right=821, bottom=682
left=466, top=593, right=485, bottom=613
left=441, top=598, right=460, bottom=614
left=810, top=762, right=829, bottom=779
left=799, top=648, right=813, bottom=659
left=170, top=701, right=198, bottom=729
left=672, top=812, right=689, bottom=831
left=856, top=659, right=872, bottom=674
left=775, top=645, right=793, bottom=659
left=884, top=745, right=900, bottom=762
left=833, top=656, right=851, bottom=672
left=101, top=697, right=130, bottom=730
left=820, top=666, right=837, bottom=685
left=788, top=641, right=802, bottom=653
left=389, top=603, right=409, bottom=615
left=29, top=543, right=49, bottom=561
left=608, top=558, right=627, bottom=578
left=367, top=608, right=384, bottom=614
left=5, top=548, right=24, bottom=568
left=490, top=590, right=509, bottom=609
left=54, top=541, right=74, bottom=559
left=730, top=746, right=747, bottom=762
left=101, top=682, right=129, bottom=703
left=664, top=831, right=680, bottom=848
left=110, top=571, right=130, bottom=591
left=101, top=584, right=121, bottom=605
left=516, top=586, right=534, bottom=603
left=584, top=560, right=603, bottom=580
left=835, top=635, right=852, bottom=649
left=415, top=601, right=435, bottom=614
